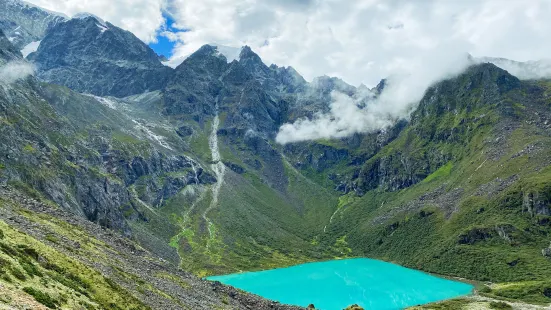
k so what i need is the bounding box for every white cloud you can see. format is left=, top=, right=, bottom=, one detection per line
left=25, top=0, right=551, bottom=84
left=0, top=61, right=35, bottom=84
left=166, top=0, right=551, bottom=86
left=163, top=0, right=551, bottom=143
left=276, top=48, right=472, bottom=144
left=22, top=0, right=551, bottom=142
left=24, top=0, right=165, bottom=43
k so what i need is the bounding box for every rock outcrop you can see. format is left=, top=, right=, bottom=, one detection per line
left=31, top=15, right=172, bottom=97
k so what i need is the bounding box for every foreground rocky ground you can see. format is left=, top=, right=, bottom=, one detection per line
left=410, top=295, right=551, bottom=310
left=0, top=184, right=303, bottom=310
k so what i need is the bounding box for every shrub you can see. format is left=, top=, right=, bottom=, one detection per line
left=489, top=301, right=513, bottom=309
left=0, top=257, right=9, bottom=269
left=10, top=267, right=26, bottom=281
left=0, top=242, right=18, bottom=256
left=22, top=287, right=59, bottom=309
left=19, top=258, right=43, bottom=277
left=19, top=246, right=40, bottom=260
left=40, top=261, right=64, bottom=273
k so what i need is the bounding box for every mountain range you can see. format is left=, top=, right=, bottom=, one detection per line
left=1, top=1, right=551, bottom=309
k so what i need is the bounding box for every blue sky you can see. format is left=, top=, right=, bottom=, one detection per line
left=148, top=14, right=177, bottom=58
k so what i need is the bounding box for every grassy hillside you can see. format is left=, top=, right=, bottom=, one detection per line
left=0, top=184, right=304, bottom=309
left=303, top=71, right=551, bottom=305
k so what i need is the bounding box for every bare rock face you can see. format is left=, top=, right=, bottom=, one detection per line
left=30, top=15, right=173, bottom=97
left=523, top=191, right=551, bottom=217
left=0, top=0, right=66, bottom=50
left=543, top=242, right=551, bottom=258
left=0, top=29, right=22, bottom=62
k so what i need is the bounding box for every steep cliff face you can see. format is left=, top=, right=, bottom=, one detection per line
left=30, top=15, right=172, bottom=97
left=0, top=0, right=66, bottom=50
left=0, top=30, right=210, bottom=238
left=0, top=29, right=22, bottom=62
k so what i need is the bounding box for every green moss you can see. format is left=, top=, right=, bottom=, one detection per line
left=23, top=144, right=36, bottom=153
left=422, top=161, right=453, bottom=183
left=45, top=234, right=59, bottom=244
left=0, top=219, right=150, bottom=310
left=412, top=298, right=471, bottom=309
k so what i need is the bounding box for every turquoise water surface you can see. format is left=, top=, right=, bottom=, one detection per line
left=207, top=258, right=473, bottom=310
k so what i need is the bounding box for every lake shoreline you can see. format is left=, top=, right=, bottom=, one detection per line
left=206, top=257, right=474, bottom=310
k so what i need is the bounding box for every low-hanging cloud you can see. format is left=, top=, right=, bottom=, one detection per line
left=477, top=58, right=551, bottom=80
left=276, top=46, right=472, bottom=144
left=0, top=61, right=35, bottom=84
left=21, top=0, right=551, bottom=144
left=23, top=0, right=551, bottom=84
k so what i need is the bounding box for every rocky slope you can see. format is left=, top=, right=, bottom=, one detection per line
left=0, top=184, right=302, bottom=310
left=30, top=14, right=173, bottom=97
left=0, top=0, right=66, bottom=50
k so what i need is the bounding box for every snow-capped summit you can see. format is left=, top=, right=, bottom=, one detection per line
left=72, top=12, right=107, bottom=27
left=31, top=13, right=173, bottom=97
left=0, top=0, right=67, bottom=49
left=209, top=44, right=243, bottom=63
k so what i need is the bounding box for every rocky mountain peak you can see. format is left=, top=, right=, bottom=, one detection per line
left=29, top=15, right=173, bottom=97
left=411, top=62, right=522, bottom=126
left=0, top=0, right=67, bottom=49
left=311, top=75, right=356, bottom=96
left=463, top=62, right=521, bottom=93
left=173, top=44, right=229, bottom=76
left=239, top=45, right=262, bottom=63
left=238, top=45, right=272, bottom=77
left=373, top=78, right=387, bottom=95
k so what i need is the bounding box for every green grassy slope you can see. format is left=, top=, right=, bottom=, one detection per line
left=306, top=70, right=551, bottom=305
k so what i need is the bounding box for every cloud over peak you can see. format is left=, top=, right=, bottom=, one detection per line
left=21, top=0, right=551, bottom=142
left=25, top=0, right=551, bottom=86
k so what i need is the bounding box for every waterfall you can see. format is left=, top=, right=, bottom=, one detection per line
left=203, top=98, right=226, bottom=241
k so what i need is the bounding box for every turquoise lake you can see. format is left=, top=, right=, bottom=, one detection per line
left=207, top=258, right=473, bottom=310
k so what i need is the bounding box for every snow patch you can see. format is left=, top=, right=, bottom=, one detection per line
left=73, top=12, right=107, bottom=27
left=96, top=23, right=109, bottom=33
left=131, top=119, right=173, bottom=150
left=210, top=44, right=242, bottom=63
left=90, top=95, right=118, bottom=110
left=203, top=96, right=226, bottom=243
left=162, top=57, right=185, bottom=68
left=21, top=41, right=40, bottom=58
left=17, top=0, right=69, bottom=18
